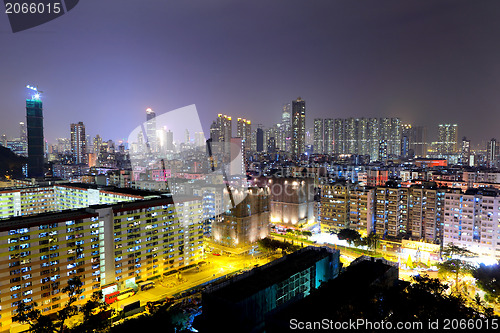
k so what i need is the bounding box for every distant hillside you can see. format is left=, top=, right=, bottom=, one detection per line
left=0, top=145, right=27, bottom=179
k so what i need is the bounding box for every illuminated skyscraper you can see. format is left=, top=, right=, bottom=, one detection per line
left=461, top=137, right=471, bottom=166
left=145, top=108, right=157, bottom=153
left=438, top=124, right=458, bottom=155
left=334, top=118, right=344, bottom=155
left=291, top=97, right=306, bottom=156
left=345, top=118, right=358, bottom=154
left=237, top=118, right=252, bottom=153
left=487, top=138, right=499, bottom=168
left=367, top=118, right=379, bottom=160
left=323, top=118, right=334, bottom=155
left=281, top=103, right=291, bottom=151
left=26, top=87, right=44, bottom=178
left=357, top=118, right=368, bottom=156
left=313, top=118, right=324, bottom=154
left=70, top=121, right=87, bottom=164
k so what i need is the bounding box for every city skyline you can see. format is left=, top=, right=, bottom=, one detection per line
left=1, top=1, right=500, bottom=144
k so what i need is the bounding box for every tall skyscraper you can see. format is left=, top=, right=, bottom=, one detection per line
left=344, top=118, right=358, bottom=155
left=256, top=127, right=264, bottom=152
left=356, top=118, right=369, bottom=156
left=194, top=132, right=205, bottom=147
left=166, top=130, right=174, bottom=151
left=334, top=118, right=344, bottom=155
left=209, top=114, right=232, bottom=154
left=487, top=138, right=499, bottom=168
left=70, top=121, right=87, bottom=165
left=17, top=121, right=27, bottom=157
left=145, top=108, right=157, bottom=153
left=291, top=97, right=306, bottom=157
left=389, top=118, right=402, bottom=156
left=401, top=124, right=412, bottom=158
left=323, top=118, right=334, bottom=155
left=367, top=118, right=379, bottom=160
left=281, top=103, right=291, bottom=151
left=410, top=125, right=428, bottom=158
left=237, top=118, right=252, bottom=153
left=461, top=137, right=471, bottom=166
left=26, top=90, right=44, bottom=178
left=313, top=118, right=324, bottom=154
left=438, top=124, right=458, bottom=155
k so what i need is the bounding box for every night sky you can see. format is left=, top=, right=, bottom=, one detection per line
left=1, top=0, right=500, bottom=147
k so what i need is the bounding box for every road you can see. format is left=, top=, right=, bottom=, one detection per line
left=111, top=254, right=274, bottom=308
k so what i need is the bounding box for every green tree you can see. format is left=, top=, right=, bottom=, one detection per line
left=12, top=301, right=55, bottom=333
left=73, top=291, right=114, bottom=333
left=301, top=230, right=312, bottom=237
left=56, top=276, right=83, bottom=332
left=363, top=233, right=379, bottom=251
left=472, top=262, right=500, bottom=304
left=438, top=244, right=476, bottom=294
left=337, top=228, right=362, bottom=246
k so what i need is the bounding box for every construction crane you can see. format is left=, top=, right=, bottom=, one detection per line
left=160, top=158, right=171, bottom=194
left=26, top=84, right=43, bottom=100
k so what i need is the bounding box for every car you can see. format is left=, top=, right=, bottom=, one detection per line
left=212, top=253, right=221, bottom=256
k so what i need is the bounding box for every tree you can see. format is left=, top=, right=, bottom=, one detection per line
left=438, top=244, right=476, bottom=294
left=301, top=230, right=312, bottom=237
left=472, top=262, right=500, bottom=304
left=337, top=228, right=362, bottom=246
left=12, top=301, right=55, bottom=333
left=363, top=233, right=379, bottom=251
left=74, top=291, right=114, bottom=333
left=57, top=276, right=83, bottom=332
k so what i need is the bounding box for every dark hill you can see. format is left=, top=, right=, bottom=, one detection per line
left=0, top=145, right=27, bottom=179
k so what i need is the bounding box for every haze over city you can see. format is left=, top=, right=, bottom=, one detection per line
left=1, top=0, right=500, bottom=145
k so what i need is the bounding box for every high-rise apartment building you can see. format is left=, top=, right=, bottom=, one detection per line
left=313, top=119, right=324, bottom=154
left=237, top=118, right=252, bottom=153
left=320, top=184, right=375, bottom=235
left=26, top=95, right=44, bottom=178
left=374, top=186, right=408, bottom=238
left=323, top=119, right=334, bottom=155
left=461, top=137, right=471, bottom=166
left=438, top=124, right=458, bottom=155
left=367, top=118, right=380, bottom=160
left=410, top=125, right=428, bottom=157
left=332, top=117, right=401, bottom=161
left=194, top=132, right=206, bottom=147
left=210, top=114, right=232, bottom=154
left=333, top=118, right=344, bottom=155
left=0, top=184, right=204, bottom=329
left=401, top=124, right=412, bottom=158
left=291, top=97, right=306, bottom=157
left=70, top=121, right=87, bottom=165
left=344, top=118, right=358, bottom=155
left=256, top=127, right=264, bottom=152
left=443, top=188, right=500, bottom=259
left=357, top=118, right=369, bottom=156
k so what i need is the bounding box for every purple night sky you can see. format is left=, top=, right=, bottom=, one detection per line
left=1, top=0, right=500, bottom=147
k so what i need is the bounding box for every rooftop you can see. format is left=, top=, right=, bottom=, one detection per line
left=204, top=246, right=338, bottom=302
